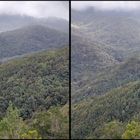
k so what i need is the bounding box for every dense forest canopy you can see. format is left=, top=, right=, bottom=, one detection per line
left=0, top=47, right=69, bottom=139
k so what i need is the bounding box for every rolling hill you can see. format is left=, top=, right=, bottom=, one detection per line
left=0, top=25, right=68, bottom=60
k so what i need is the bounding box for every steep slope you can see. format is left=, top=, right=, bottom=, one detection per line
left=0, top=47, right=69, bottom=119
left=0, top=25, right=68, bottom=60
left=72, top=8, right=140, bottom=100
left=72, top=34, right=118, bottom=81
left=72, top=81, right=140, bottom=139
left=72, top=7, right=140, bottom=139
left=72, top=57, right=140, bottom=102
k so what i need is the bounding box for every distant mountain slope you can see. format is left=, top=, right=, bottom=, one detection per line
left=0, top=47, right=69, bottom=119
left=72, top=33, right=118, bottom=82
left=72, top=8, right=140, bottom=60
left=40, top=17, right=69, bottom=33
left=72, top=81, right=140, bottom=139
left=0, top=25, right=68, bottom=60
left=0, top=14, right=68, bottom=33
left=0, top=15, right=36, bottom=32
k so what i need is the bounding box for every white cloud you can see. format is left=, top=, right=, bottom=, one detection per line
left=0, top=1, right=69, bottom=20
left=72, top=1, right=140, bottom=11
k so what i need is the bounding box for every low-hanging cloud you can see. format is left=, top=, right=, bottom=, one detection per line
left=0, top=1, right=69, bottom=20
left=72, top=1, right=140, bottom=11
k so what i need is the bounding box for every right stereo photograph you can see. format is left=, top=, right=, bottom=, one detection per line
left=71, top=1, right=140, bottom=139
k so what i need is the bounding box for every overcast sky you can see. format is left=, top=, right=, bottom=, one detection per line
left=72, top=1, right=140, bottom=11
left=0, top=1, right=69, bottom=20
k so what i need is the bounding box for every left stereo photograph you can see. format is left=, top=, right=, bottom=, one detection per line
left=0, top=1, right=69, bottom=139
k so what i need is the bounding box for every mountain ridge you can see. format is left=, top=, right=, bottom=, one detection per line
left=0, top=24, right=68, bottom=60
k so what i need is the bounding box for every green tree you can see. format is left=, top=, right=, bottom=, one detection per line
left=31, top=106, right=69, bottom=139
left=93, top=120, right=125, bottom=139
left=20, top=130, right=41, bottom=139
left=0, top=102, right=27, bottom=139
left=0, top=102, right=41, bottom=139
left=122, top=120, right=140, bottom=139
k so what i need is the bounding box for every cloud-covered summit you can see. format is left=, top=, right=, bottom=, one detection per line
left=0, top=1, right=69, bottom=20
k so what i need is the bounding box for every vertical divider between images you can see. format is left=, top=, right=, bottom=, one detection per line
left=69, top=0, right=71, bottom=139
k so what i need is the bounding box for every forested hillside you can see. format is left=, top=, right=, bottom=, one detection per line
left=0, top=47, right=69, bottom=139
left=72, top=81, right=140, bottom=139
left=72, top=7, right=140, bottom=139
left=0, top=25, right=68, bottom=60
left=72, top=57, right=140, bottom=102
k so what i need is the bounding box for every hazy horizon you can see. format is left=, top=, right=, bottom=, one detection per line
left=0, top=1, right=69, bottom=20
left=72, top=1, right=140, bottom=12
